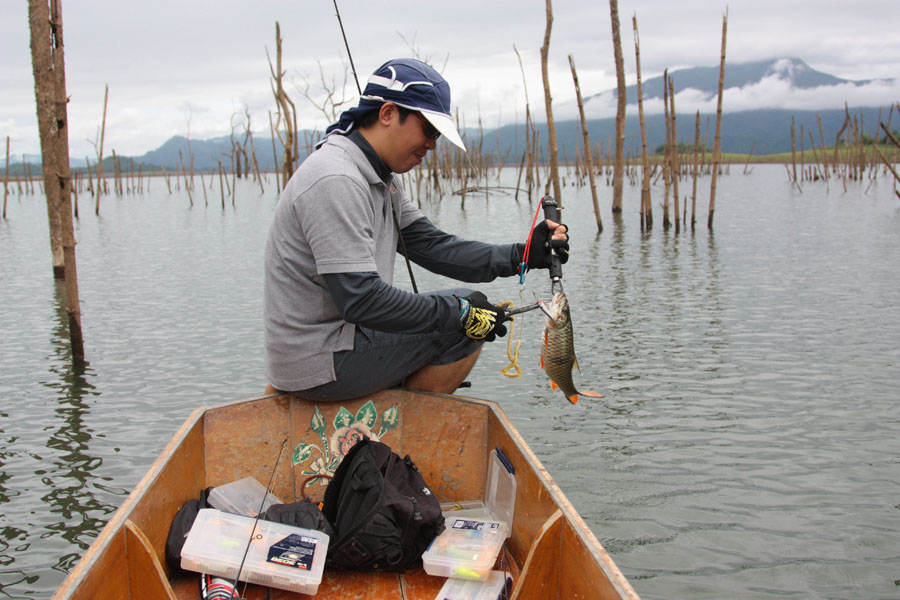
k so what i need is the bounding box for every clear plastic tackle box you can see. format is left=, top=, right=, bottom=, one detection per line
left=180, top=508, right=329, bottom=595
left=423, top=449, right=517, bottom=581
left=435, top=569, right=513, bottom=600
left=207, top=476, right=283, bottom=517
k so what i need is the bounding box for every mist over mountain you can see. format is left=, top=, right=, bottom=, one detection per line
left=9, top=58, right=897, bottom=173
left=609, top=58, right=862, bottom=103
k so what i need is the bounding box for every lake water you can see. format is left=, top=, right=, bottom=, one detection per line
left=1, top=165, right=898, bottom=599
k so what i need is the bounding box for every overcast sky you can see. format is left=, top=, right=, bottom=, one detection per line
left=3, top=0, right=898, bottom=160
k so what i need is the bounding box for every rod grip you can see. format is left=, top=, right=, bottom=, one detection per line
left=541, top=196, right=563, bottom=281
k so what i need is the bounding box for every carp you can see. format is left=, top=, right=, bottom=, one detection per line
left=540, top=292, right=603, bottom=404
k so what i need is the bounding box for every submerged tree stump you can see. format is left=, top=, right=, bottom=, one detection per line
left=29, top=0, right=84, bottom=361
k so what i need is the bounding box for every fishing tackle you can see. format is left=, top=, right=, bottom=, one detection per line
left=504, top=299, right=555, bottom=321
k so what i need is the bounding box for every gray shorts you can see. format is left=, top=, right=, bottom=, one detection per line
left=297, top=291, right=482, bottom=402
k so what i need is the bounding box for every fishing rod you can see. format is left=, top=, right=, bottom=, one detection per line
left=330, top=0, right=419, bottom=293
left=227, top=438, right=288, bottom=599
left=332, top=0, right=361, bottom=95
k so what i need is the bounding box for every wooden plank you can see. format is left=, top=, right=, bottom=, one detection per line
left=204, top=395, right=293, bottom=501
left=400, top=391, right=488, bottom=502
left=128, top=417, right=205, bottom=577
left=559, top=519, right=638, bottom=600
left=202, top=571, right=406, bottom=599
left=399, top=568, right=449, bottom=599
left=306, top=570, right=403, bottom=599
left=124, top=520, right=177, bottom=600
left=55, top=528, right=129, bottom=600
left=511, top=510, right=563, bottom=600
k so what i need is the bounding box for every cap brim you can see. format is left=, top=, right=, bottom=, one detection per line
left=420, top=110, right=466, bottom=151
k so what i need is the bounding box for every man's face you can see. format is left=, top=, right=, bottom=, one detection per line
left=381, top=106, right=439, bottom=174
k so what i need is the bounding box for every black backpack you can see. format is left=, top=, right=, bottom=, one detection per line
left=261, top=498, right=335, bottom=539
left=322, top=437, right=444, bottom=572
left=165, top=487, right=213, bottom=573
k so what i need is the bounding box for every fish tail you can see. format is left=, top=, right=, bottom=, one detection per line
left=566, top=394, right=579, bottom=404
left=578, top=390, right=604, bottom=398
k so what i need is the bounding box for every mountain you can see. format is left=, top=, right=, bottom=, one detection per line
left=485, top=106, right=890, bottom=157
left=9, top=58, right=895, bottom=174
left=599, top=57, right=865, bottom=104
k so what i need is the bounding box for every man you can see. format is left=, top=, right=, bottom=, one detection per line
left=264, top=58, right=567, bottom=401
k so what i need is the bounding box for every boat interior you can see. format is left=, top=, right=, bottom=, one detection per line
left=54, top=390, right=637, bottom=599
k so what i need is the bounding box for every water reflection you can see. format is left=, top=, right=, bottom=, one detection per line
left=41, top=283, right=111, bottom=570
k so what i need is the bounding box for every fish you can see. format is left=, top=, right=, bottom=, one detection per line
left=540, top=292, right=604, bottom=404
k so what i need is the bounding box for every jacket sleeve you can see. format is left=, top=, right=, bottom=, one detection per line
left=400, top=217, right=524, bottom=282
left=322, top=271, right=462, bottom=333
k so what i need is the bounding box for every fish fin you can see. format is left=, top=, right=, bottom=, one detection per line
left=573, top=357, right=581, bottom=372
left=550, top=380, right=559, bottom=391
left=540, top=355, right=545, bottom=369
left=578, top=390, right=604, bottom=398
left=566, top=394, right=579, bottom=404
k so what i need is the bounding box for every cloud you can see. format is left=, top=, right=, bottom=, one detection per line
left=5, top=0, right=900, bottom=157
left=548, top=74, right=900, bottom=123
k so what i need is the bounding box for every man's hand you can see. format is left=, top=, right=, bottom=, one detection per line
left=458, top=292, right=509, bottom=342
left=521, top=219, right=569, bottom=271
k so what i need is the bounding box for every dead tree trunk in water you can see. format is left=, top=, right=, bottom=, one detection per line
left=668, top=78, right=680, bottom=233
left=633, top=14, right=652, bottom=230
left=691, top=110, right=700, bottom=229
left=3, top=136, right=9, bottom=219
left=708, top=10, right=727, bottom=229
left=29, top=0, right=84, bottom=361
left=609, top=0, right=626, bottom=214
left=268, top=22, right=299, bottom=189
left=540, top=0, right=563, bottom=210
left=95, top=84, right=108, bottom=214
left=569, top=54, right=602, bottom=233
left=514, top=45, right=536, bottom=201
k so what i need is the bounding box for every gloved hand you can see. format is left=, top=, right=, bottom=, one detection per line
left=516, top=220, right=570, bottom=272
left=458, top=292, right=509, bottom=342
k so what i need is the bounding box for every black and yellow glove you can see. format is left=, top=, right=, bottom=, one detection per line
left=458, top=292, right=508, bottom=342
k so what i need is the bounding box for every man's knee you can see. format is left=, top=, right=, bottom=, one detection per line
left=404, top=347, right=481, bottom=394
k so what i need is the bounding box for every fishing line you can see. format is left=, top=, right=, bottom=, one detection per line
left=519, top=198, right=545, bottom=284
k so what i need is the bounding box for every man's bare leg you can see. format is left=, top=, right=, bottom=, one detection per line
left=404, top=347, right=482, bottom=394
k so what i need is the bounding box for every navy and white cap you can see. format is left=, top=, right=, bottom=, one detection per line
left=322, top=58, right=466, bottom=151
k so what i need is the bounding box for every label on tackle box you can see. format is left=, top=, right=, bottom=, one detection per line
left=266, top=533, right=319, bottom=570
left=450, top=519, right=502, bottom=533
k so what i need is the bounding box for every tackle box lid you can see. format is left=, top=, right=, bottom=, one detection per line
left=440, top=449, right=516, bottom=527
left=208, top=476, right=283, bottom=517
left=435, top=569, right=513, bottom=600
left=180, top=508, right=329, bottom=595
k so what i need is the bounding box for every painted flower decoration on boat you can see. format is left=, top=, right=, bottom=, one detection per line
left=292, top=400, right=399, bottom=490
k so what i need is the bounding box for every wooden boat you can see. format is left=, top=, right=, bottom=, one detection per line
left=54, top=390, right=639, bottom=599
